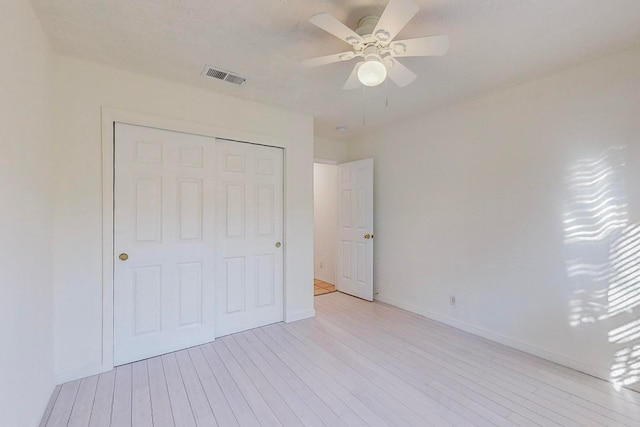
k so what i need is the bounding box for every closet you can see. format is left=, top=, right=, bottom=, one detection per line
left=113, top=123, right=283, bottom=365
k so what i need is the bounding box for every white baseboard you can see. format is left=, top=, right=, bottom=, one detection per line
left=56, top=308, right=316, bottom=383
left=56, top=309, right=317, bottom=383
left=285, top=308, right=316, bottom=323
left=314, top=275, right=335, bottom=285
left=374, top=294, right=609, bottom=383
left=55, top=362, right=112, bottom=384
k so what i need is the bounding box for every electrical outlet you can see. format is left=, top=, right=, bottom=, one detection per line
left=450, top=295, right=456, bottom=306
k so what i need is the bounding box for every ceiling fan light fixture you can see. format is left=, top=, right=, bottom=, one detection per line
left=303, top=0, right=449, bottom=91
left=357, top=59, right=387, bottom=87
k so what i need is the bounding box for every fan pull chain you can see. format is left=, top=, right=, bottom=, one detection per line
left=385, top=78, right=389, bottom=108
left=362, top=85, right=366, bottom=126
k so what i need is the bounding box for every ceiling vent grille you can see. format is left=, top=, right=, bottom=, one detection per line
left=202, top=65, right=246, bottom=85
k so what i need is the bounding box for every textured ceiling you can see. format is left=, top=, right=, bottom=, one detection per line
left=32, top=0, right=640, bottom=140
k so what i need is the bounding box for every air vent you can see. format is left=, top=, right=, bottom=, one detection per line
left=202, top=65, right=246, bottom=85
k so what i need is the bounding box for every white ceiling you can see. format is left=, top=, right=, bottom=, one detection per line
left=32, top=0, right=640, bottom=140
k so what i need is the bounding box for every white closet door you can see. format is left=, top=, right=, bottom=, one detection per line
left=215, top=140, right=284, bottom=336
left=114, top=123, right=216, bottom=365
left=337, top=158, right=374, bottom=301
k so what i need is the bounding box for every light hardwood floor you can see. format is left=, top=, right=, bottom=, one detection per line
left=41, top=292, right=640, bottom=426
left=314, top=279, right=336, bottom=296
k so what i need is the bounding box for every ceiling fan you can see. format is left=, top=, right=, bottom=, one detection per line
left=302, top=0, right=449, bottom=89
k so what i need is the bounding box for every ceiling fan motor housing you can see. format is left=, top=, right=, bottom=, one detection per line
left=356, top=15, right=380, bottom=37
left=356, top=15, right=393, bottom=45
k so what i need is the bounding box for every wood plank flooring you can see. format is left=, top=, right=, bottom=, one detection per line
left=41, top=292, right=640, bottom=426
left=314, top=279, right=335, bottom=296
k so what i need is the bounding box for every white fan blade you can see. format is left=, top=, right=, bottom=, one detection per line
left=309, top=13, right=364, bottom=46
left=387, top=58, right=416, bottom=87
left=302, top=51, right=356, bottom=68
left=390, top=35, right=449, bottom=57
left=343, top=62, right=364, bottom=90
left=372, top=0, right=419, bottom=45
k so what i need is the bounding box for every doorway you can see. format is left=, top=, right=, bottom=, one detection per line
left=313, top=162, right=338, bottom=296
left=313, top=159, right=375, bottom=300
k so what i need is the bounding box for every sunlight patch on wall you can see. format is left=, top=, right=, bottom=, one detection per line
left=563, top=146, right=640, bottom=390
left=563, top=148, right=627, bottom=244
left=564, top=147, right=628, bottom=327
left=610, top=345, right=640, bottom=390
left=607, top=225, right=640, bottom=318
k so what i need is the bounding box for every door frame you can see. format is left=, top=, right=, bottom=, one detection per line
left=100, top=107, right=297, bottom=372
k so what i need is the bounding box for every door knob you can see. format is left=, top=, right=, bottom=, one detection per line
left=275, top=242, right=282, bottom=248
left=119, top=253, right=129, bottom=261
left=364, top=234, right=372, bottom=239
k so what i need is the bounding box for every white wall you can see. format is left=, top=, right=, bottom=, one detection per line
left=315, top=136, right=347, bottom=163
left=52, top=56, right=314, bottom=382
left=348, top=46, right=640, bottom=385
left=314, top=163, right=338, bottom=284
left=0, top=1, right=55, bottom=425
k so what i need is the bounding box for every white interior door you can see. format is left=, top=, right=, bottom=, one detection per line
left=215, top=140, right=284, bottom=336
left=337, top=159, right=374, bottom=301
left=114, top=123, right=216, bottom=365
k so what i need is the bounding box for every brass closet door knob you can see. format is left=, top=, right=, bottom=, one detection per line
left=275, top=242, right=282, bottom=248
left=119, top=253, right=129, bottom=261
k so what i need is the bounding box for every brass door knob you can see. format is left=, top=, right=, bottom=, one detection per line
left=119, top=253, right=129, bottom=261
left=364, top=234, right=371, bottom=239
left=275, top=242, right=282, bottom=248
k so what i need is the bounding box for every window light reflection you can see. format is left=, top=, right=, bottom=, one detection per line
left=563, top=146, right=640, bottom=389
